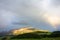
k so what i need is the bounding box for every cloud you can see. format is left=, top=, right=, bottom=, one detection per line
left=0, top=0, right=60, bottom=31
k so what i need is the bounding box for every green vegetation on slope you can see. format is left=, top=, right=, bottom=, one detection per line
left=0, top=31, right=60, bottom=40
left=1, top=37, right=60, bottom=40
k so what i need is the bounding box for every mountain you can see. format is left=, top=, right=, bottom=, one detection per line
left=0, top=31, right=10, bottom=36
left=10, top=27, right=49, bottom=35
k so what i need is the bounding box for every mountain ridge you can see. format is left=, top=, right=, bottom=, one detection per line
left=9, top=27, right=49, bottom=35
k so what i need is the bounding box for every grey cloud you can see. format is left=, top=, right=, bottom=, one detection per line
left=0, top=0, right=60, bottom=31
left=52, top=0, right=60, bottom=6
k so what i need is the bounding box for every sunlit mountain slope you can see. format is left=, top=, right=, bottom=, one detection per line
left=10, top=27, right=49, bottom=35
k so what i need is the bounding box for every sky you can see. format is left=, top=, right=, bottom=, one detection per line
left=0, top=0, right=60, bottom=32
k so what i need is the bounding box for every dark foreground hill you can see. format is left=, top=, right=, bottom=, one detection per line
left=0, top=27, right=60, bottom=40
left=50, top=31, right=60, bottom=37
left=1, top=31, right=60, bottom=40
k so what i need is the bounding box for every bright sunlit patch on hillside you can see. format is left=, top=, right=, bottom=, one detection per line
left=12, top=27, right=49, bottom=35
